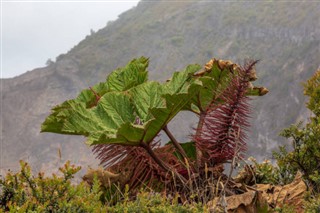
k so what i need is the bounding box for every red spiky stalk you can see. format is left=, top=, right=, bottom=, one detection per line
left=92, top=140, right=183, bottom=190
left=194, top=60, right=258, bottom=166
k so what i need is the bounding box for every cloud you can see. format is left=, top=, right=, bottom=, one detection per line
left=2, top=1, right=139, bottom=78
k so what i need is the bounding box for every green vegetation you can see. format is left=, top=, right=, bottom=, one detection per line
left=250, top=69, right=320, bottom=212
left=273, top=69, right=320, bottom=193
left=0, top=161, right=106, bottom=212
left=233, top=69, right=320, bottom=212
left=109, top=190, right=207, bottom=213
left=40, top=56, right=267, bottom=202
left=2, top=57, right=320, bottom=212
left=0, top=161, right=208, bottom=212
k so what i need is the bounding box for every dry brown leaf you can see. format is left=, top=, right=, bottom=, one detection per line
left=209, top=191, right=267, bottom=213
left=234, top=165, right=255, bottom=185
left=227, top=191, right=256, bottom=209
left=195, top=58, right=241, bottom=77
left=257, top=171, right=307, bottom=212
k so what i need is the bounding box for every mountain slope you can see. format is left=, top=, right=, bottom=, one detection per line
left=1, top=0, right=319, bottom=174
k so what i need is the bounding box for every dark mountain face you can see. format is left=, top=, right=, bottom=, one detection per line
left=1, top=0, right=319, bottom=175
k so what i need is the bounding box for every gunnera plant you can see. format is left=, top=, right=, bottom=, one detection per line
left=41, top=57, right=268, bottom=203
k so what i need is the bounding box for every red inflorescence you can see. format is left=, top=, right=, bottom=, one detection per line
left=194, top=61, right=258, bottom=166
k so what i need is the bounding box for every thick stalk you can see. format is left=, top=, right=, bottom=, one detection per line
left=140, top=142, right=187, bottom=183
left=163, top=125, right=188, bottom=160
left=195, top=111, right=206, bottom=169
left=196, top=111, right=206, bottom=136
left=140, top=142, right=171, bottom=172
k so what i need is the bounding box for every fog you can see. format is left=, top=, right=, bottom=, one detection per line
left=1, top=1, right=139, bottom=78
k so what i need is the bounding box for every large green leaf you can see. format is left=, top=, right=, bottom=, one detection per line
left=42, top=57, right=267, bottom=147
left=106, top=57, right=149, bottom=92
left=77, top=83, right=109, bottom=108
left=42, top=57, right=149, bottom=134
left=42, top=60, right=202, bottom=146
left=43, top=92, right=137, bottom=142
left=128, top=64, right=202, bottom=143
left=129, top=81, right=165, bottom=122
left=184, top=60, right=233, bottom=113
left=163, top=64, right=201, bottom=95
left=185, top=59, right=266, bottom=113
left=77, top=57, right=149, bottom=109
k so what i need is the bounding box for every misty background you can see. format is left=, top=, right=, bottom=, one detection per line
left=1, top=1, right=139, bottom=78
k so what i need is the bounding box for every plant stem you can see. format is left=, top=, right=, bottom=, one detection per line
left=195, top=111, right=206, bottom=169
left=140, top=142, right=187, bottom=183
left=163, top=125, right=188, bottom=160
left=140, top=142, right=171, bottom=172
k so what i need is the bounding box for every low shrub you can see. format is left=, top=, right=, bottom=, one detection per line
left=0, top=161, right=107, bottom=212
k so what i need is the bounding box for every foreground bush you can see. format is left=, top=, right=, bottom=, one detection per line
left=0, top=161, right=106, bottom=212
left=0, top=161, right=210, bottom=213
left=107, top=190, right=207, bottom=213
left=0, top=161, right=209, bottom=213
left=304, top=194, right=320, bottom=213
left=273, top=69, right=320, bottom=193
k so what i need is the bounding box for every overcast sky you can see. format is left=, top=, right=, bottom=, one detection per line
left=1, top=1, right=140, bottom=79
